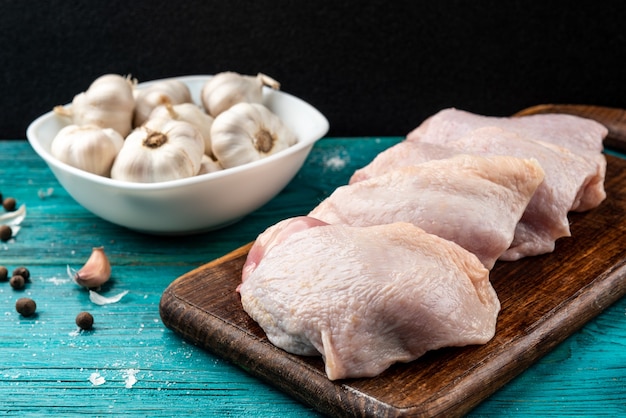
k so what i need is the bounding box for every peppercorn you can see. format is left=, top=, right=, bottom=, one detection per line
left=15, top=298, right=37, bottom=317
left=2, top=197, right=16, bottom=211
left=9, top=275, right=25, bottom=290
left=76, top=312, right=94, bottom=330
left=12, top=267, right=30, bottom=282
left=0, top=266, right=8, bottom=281
left=0, top=225, right=11, bottom=241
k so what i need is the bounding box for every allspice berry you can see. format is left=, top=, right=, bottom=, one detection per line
left=76, top=312, right=94, bottom=330
left=2, top=197, right=16, bottom=211
left=10, top=275, right=25, bottom=290
left=0, top=266, right=8, bottom=281
left=13, top=267, right=30, bottom=282
left=0, top=225, right=12, bottom=241
left=15, top=298, right=37, bottom=317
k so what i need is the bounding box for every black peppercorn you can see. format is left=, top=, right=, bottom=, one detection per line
left=9, top=275, right=25, bottom=290
left=15, top=298, right=36, bottom=317
left=0, top=266, right=8, bottom=281
left=12, top=267, right=30, bottom=282
left=2, top=197, right=16, bottom=211
left=0, top=225, right=12, bottom=241
left=76, top=312, right=94, bottom=330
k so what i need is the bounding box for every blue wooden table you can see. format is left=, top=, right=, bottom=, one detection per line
left=1, top=138, right=625, bottom=417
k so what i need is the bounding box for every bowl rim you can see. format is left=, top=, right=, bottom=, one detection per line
left=26, top=74, right=329, bottom=192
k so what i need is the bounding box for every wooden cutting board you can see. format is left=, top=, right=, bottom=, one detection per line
left=160, top=105, right=626, bottom=417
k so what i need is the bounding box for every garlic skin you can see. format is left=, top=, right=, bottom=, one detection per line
left=210, top=103, right=297, bottom=169
left=50, top=124, right=124, bottom=177
left=54, top=74, right=135, bottom=137
left=149, top=103, right=214, bottom=157
left=111, top=118, right=204, bottom=183
left=133, top=79, right=192, bottom=127
left=74, top=247, right=111, bottom=289
left=200, top=72, right=280, bottom=118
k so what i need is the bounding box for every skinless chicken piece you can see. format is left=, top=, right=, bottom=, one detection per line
left=310, top=154, right=545, bottom=269
left=239, top=220, right=500, bottom=380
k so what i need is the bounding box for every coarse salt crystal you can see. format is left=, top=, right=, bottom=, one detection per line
left=123, top=369, right=139, bottom=388
left=89, top=372, right=106, bottom=386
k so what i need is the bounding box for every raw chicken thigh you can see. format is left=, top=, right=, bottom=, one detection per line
left=407, top=109, right=607, bottom=208
left=239, top=219, right=500, bottom=380
left=447, top=127, right=606, bottom=259
left=237, top=108, right=609, bottom=382
left=349, top=141, right=457, bottom=184
left=348, top=126, right=605, bottom=260
left=241, top=216, right=329, bottom=285
left=406, top=107, right=607, bottom=157
left=310, top=154, right=545, bottom=269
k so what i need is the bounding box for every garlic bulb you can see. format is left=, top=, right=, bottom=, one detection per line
left=111, top=118, right=204, bottom=183
left=54, top=74, right=135, bottom=137
left=149, top=103, right=214, bottom=157
left=200, top=72, right=280, bottom=118
left=133, top=79, right=192, bottom=127
left=210, top=103, right=297, bottom=169
left=197, top=154, right=223, bottom=175
left=50, top=124, right=124, bottom=176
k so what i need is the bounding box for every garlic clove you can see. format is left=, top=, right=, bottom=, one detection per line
left=133, top=79, right=192, bottom=127
left=200, top=72, right=280, bottom=118
left=210, top=103, right=297, bottom=169
left=50, top=124, right=124, bottom=177
left=197, top=154, right=223, bottom=175
left=74, top=247, right=111, bottom=289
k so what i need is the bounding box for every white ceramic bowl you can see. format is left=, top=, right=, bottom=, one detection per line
left=27, top=75, right=329, bottom=234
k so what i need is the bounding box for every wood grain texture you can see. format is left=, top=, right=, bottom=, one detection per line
left=161, top=147, right=626, bottom=414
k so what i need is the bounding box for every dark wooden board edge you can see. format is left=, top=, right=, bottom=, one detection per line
left=160, top=154, right=626, bottom=418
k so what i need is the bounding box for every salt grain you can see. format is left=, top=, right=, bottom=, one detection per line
left=324, top=156, right=347, bottom=170
left=123, top=369, right=139, bottom=388
left=37, top=188, right=54, bottom=199
left=89, top=372, right=106, bottom=386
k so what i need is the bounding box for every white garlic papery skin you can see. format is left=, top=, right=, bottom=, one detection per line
left=149, top=103, right=214, bottom=157
left=133, top=79, right=192, bottom=127
left=200, top=72, right=280, bottom=118
left=54, top=74, right=135, bottom=137
left=210, top=103, right=297, bottom=169
left=110, top=118, right=204, bottom=183
left=50, top=124, right=124, bottom=177
left=197, top=154, right=223, bottom=175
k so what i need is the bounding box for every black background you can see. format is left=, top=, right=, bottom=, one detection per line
left=2, top=0, right=626, bottom=139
